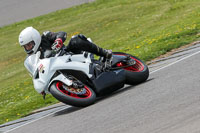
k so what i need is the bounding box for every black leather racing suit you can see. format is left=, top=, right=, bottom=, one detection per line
left=40, top=31, right=67, bottom=52
left=39, top=31, right=109, bottom=58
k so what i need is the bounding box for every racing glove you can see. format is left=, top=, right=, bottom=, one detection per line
left=51, top=38, right=63, bottom=52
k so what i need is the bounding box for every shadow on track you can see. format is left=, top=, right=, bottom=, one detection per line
left=53, top=106, right=82, bottom=116
left=52, top=78, right=153, bottom=117
left=96, top=78, right=154, bottom=103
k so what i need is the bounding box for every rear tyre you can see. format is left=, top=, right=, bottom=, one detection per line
left=50, top=81, right=96, bottom=107
left=113, top=52, right=149, bottom=85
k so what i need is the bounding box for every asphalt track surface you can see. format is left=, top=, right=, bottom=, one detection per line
left=2, top=44, right=199, bottom=133
left=0, top=0, right=94, bottom=27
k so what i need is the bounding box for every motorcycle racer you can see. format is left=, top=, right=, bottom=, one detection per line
left=18, top=27, right=149, bottom=107
left=18, top=27, right=112, bottom=59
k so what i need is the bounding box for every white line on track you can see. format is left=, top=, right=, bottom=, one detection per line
left=4, top=106, right=69, bottom=133
left=5, top=50, right=200, bottom=133
left=150, top=50, right=200, bottom=74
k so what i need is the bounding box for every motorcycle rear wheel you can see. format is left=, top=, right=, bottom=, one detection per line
left=113, top=52, right=149, bottom=85
left=50, top=81, right=96, bottom=107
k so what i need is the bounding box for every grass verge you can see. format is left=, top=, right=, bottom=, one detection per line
left=0, top=0, right=200, bottom=124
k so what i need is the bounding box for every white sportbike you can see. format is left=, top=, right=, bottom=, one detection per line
left=25, top=46, right=149, bottom=107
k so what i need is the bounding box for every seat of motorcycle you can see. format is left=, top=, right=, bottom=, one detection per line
left=111, top=55, right=128, bottom=66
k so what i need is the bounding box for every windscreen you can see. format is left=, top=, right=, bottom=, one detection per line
left=24, top=51, right=41, bottom=76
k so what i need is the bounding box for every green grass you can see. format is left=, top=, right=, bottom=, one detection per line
left=0, top=0, right=200, bottom=124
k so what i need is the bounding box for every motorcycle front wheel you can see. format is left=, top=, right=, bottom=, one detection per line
left=113, top=52, right=149, bottom=85
left=50, top=81, right=96, bottom=107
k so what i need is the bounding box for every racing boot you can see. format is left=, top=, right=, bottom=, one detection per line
left=105, top=50, right=113, bottom=69
left=97, top=48, right=112, bottom=59
left=98, top=49, right=113, bottom=69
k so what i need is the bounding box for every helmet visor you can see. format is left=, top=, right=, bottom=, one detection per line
left=23, top=41, right=35, bottom=52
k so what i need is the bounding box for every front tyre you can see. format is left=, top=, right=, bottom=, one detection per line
left=50, top=81, right=96, bottom=107
left=113, top=52, right=149, bottom=85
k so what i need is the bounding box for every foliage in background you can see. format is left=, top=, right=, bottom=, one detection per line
left=0, top=0, right=200, bottom=124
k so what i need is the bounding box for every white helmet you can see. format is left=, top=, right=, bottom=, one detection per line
left=19, top=27, right=41, bottom=54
